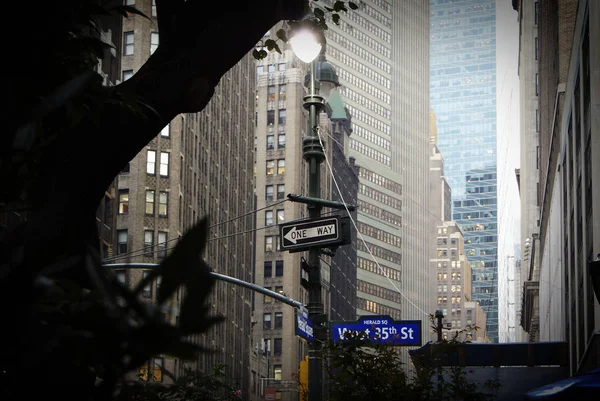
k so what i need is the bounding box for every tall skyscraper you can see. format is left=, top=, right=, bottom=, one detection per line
left=105, top=0, right=256, bottom=390
left=324, top=0, right=432, bottom=339
left=251, top=29, right=357, bottom=399
left=430, top=0, right=500, bottom=342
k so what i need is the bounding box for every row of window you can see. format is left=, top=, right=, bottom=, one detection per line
left=266, top=159, right=285, bottom=175
left=357, top=240, right=402, bottom=264
left=358, top=184, right=402, bottom=210
left=334, top=20, right=391, bottom=59
left=437, top=284, right=462, bottom=293
left=357, top=199, right=402, bottom=227
left=256, top=63, right=286, bottom=74
left=437, top=296, right=462, bottom=304
left=345, top=5, right=391, bottom=43
left=147, top=150, right=170, bottom=176
left=264, top=260, right=284, bottom=278
left=357, top=297, right=401, bottom=320
left=352, top=124, right=391, bottom=151
left=266, top=133, right=286, bottom=150
left=328, top=31, right=391, bottom=74
left=115, top=229, right=167, bottom=259
left=437, top=271, right=462, bottom=280
left=358, top=221, right=402, bottom=248
left=329, top=47, right=391, bottom=88
left=344, top=87, right=392, bottom=119
left=357, top=280, right=398, bottom=302
left=359, top=167, right=402, bottom=194
left=349, top=139, right=391, bottom=166
left=263, top=286, right=284, bottom=303
left=265, top=184, right=286, bottom=201
left=118, top=189, right=169, bottom=216
left=263, top=313, right=283, bottom=331
left=358, top=257, right=400, bottom=281
left=266, top=85, right=286, bottom=102
left=346, top=105, right=391, bottom=135
left=264, top=209, right=285, bottom=227
left=123, top=31, right=159, bottom=56
left=267, top=109, right=286, bottom=126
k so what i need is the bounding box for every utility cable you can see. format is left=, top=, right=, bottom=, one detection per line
left=317, top=128, right=431, bottom=317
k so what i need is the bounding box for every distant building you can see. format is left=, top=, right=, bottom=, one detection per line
left=515, top=0, right=600, bottom=375
left=105, top=0, right=256, bottom=390
left=430, top=0, right=500, bottom=342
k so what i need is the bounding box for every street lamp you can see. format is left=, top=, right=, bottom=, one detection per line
left=290, top=24, right=339, bottom=401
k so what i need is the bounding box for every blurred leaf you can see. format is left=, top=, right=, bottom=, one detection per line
left=276, top=28, right=288, bottom=42
left=332, top=14, right=340, bottom=25
left=110, top=5, right=151, bottom=20
left=348, top=2, right=358, bottom=10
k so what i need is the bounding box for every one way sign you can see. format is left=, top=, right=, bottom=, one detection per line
left=279, top=216, right=342, bottom=252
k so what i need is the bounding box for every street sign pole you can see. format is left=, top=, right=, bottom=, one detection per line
left=303, top=55, right=326, bottom=401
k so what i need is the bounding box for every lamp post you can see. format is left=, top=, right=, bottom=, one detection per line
left=290, top=27, right=338, bottom=401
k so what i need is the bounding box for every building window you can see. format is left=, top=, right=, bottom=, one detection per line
left=279, top=85, right=286, bottom=100
left=535, top=109, right=540, bottom=133
left=266, top=160, right=275, bottom=175
left=157, top=232, right=167, bottom=259
left=118, top=190, right=129, bottom=214
left=265, top=236, right=274, bottom=252
left=263, top=313, right=272, bottom=330
left=273, top=338, right=282, bottom=355
left=278, top=133, right=286, bottom=149
left=278, top=109, right=286, bottom=125
left=158, top=191, right=168, bottom=216
left=122, top=69, right=133, bottom=81
left=535, top=37, right=538, bottom=60
left=275, top=286, right=283, bottom=298
left=277, top=184, right=285, bottom=200
left=145, top=190, right=155, bottom=215
left=160, top=152, right=169, bottom=176
left=256, top=65, right=264, bottom=74
left=267, top=110, right=275, bottom=125
left=147, top=150, right=156, bottom=174
left=278, top=63, right=286, bottom=71
left=535, top=73, right=539, bottom=96
left=125, top=0, right=135, bottom=5
left=117, top=230, right=128, bottom=254
left=265, top=185, right=274, bottom=201
left=267, top=86, right=276, bottom=101
left=264, top=286, right=273, bottom=303
left=144, top=230, right=154, bottom=257
left=151, top=0, right=157, bottom=18
left=276, top=209, right=285, bottom=223
left=268, top=64, right=275, bottom=73
left=124, top=31, right=134, bottom=55
left=160, top=123, right=170, bottom=137
left=150, top=32, right=159, bottom=54
left=267, top=134, right=274, bottom=150
left=274, top=366, right=282, bottom=381
left=265, top=210, right=274, bottom=226
left=264, top=261, right=273, bottom=277
left=277, top=159, right=285, bottom=174
left=142, top=270, right=152, bottom=298
left=534, top=1, right=539, bottom=25
left=274, top=312, right=283, bottom=329
left=275, top=260, right=284, bottom=277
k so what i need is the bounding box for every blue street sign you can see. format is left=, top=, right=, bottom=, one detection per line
left=331, top=315, right=422, bottom=346
left=295, top=308, right=314, bottom=342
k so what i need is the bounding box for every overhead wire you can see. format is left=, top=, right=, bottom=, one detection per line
left=316, top=127, right=431, bottom=318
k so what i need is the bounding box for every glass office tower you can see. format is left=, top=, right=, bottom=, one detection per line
left=430, top=0, right=499, bottom=342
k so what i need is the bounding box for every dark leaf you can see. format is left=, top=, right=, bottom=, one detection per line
left=110, top=5, right=151, bottom=20
left=314, top=8, right=325, bottom=18
left=348, top=2, right=359, bottom=10
left=153, top=218, right=210, bottom=304
left=276, top=28, right=288, bottom=42
left=332, top=14, right=340, bottom=25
